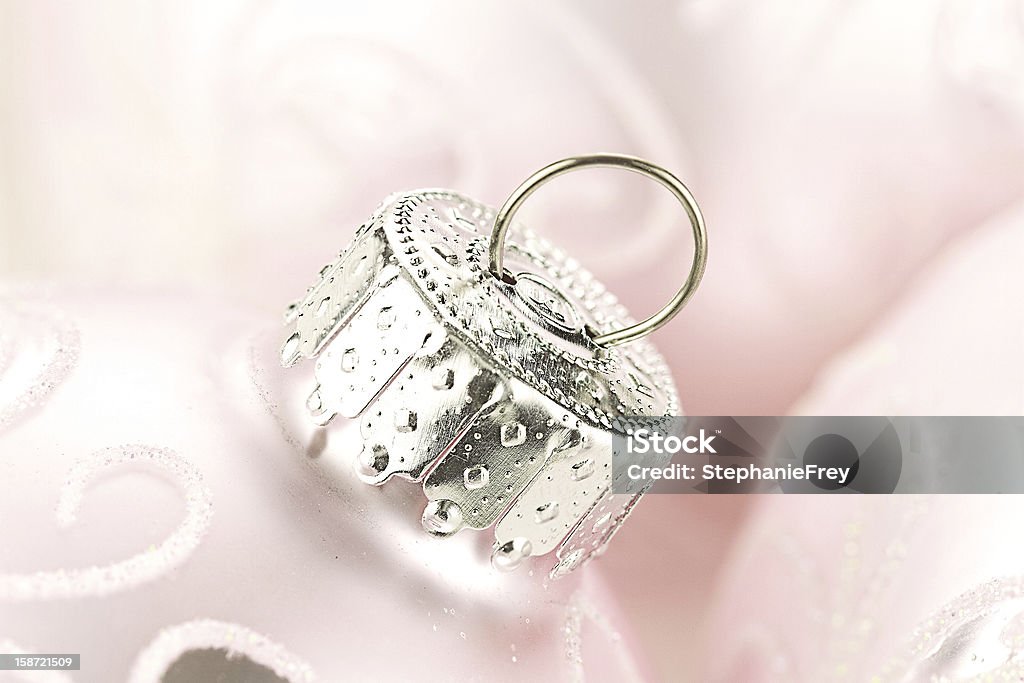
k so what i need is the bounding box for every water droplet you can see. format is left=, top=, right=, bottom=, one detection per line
left=571, top=458, right=595, bottom=481
left=280, top=332, right=301, bottom=364
left=464, top=465, right=489, bottom=490
left=341, top=348, right=358, bottom=372
left=305, top=388, right=322, bottom=412
left=354, top=445, right=389, bottom=482
left=393, top=408, right=417, bottom=433
left=377, top=306, right=395, bottom=330
left=500, top=422, right=526, bottom=447
left=535, top=502, right=559, bottom=523
left=557, top=549, right=584, bottom=573
left=593, top=512, right=612, bottom=530
left=315, top=297, right=331, bottom=317
left=553, top=428, right=584, bottom=455
left=432, top=368, right=454, bottom=390
left=491, top=538, right=533, bottom=571
left=421, top=499, right=463, bottom=536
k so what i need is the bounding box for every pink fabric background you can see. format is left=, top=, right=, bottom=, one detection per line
left=2, top=1, right=1023, bottom=680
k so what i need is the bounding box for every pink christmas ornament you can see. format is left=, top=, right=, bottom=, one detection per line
left=0, top=287, right=647, bottom=682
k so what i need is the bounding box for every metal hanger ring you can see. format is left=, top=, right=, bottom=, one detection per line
left=488, top=153, right=708, bottom=347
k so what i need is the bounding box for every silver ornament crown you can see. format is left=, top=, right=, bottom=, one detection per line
left=280, top=155, right=707, bottom=578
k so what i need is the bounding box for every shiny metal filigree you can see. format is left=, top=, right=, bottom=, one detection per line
left=281, top=171, right=697, bottom=576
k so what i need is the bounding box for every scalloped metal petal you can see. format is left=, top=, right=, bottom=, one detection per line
left=281, top=224, right=389, bottom=367
left=493, top=422, right=611, bottom=557
left=550, top=489, right=643, bottom=578
left=423, top=380, right=571, bottom=531
left=313, top=273, right=440, bottom=419
left=383, top=192, right=679, bottom=427
left=356, top=337, right=504, bottom=484
left=282, top=190, right=686, bottom=578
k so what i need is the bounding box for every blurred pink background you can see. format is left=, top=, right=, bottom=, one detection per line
left=2, top=1, right=1023, bottom=680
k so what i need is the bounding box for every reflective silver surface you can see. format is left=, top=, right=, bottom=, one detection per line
left=281, top=190, right=680, bottom=577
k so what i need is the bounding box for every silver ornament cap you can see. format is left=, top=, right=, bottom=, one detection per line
left=280, top=155, right=707, bottom=578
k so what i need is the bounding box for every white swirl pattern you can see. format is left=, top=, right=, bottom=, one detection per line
left=127, top=620, right=317, bottom=683
left=0, top=299, right=80, bottom=434
left=0, top=445, right=213, bottom=602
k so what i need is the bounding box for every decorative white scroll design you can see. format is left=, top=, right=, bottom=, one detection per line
left=0, top=445, right=213, bottom=601
left=0, top=299, right=80, bottom=434
left=127, top=619, right=317, bottom=683
left=0, top=639, right=75, bottom=683
left=564, top=590, right=644, bottom=683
